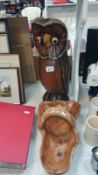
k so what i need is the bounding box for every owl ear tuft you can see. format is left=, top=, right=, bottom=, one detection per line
left=31, top=23, right=42, bottom=35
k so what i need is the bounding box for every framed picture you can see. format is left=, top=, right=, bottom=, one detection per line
left=0, top=34, right=9, bottom=53
left=0, top=21, right=6, bottom=33
left=0, top=19, right=10, bottom=54
left=0, top=68, right=21, bottom=104
left=0, top=54, right=20, bottom=67
left=0, top=54, right=25, bottom=103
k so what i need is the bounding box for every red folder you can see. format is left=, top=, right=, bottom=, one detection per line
left=0, top=102, right=35, bottom=169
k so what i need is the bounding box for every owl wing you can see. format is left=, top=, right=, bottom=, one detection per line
left=59, top=54, right=71, bottom=94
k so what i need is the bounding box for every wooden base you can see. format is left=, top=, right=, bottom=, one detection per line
left=38, top=100, right=80, bottom=174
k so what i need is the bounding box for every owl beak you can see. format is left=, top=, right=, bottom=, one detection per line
left=43, top=33, right=51, bottom=48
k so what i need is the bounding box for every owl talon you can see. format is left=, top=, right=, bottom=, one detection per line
left=43, top=92, right=51, bottom=101
left=43, top=92, right=69, bottom=101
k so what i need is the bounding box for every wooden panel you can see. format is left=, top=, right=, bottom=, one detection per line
left=0, top=54, right=25, bottom=103
left=7, top=17, right=36, bottom=83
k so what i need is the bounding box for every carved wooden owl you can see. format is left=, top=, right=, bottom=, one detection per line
left=32, top=18, right=70, bottom=100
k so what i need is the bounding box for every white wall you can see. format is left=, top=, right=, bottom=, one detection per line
left=47, top=3, right=98, bottom=51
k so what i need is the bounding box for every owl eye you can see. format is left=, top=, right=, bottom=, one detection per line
left=36, top=36, right=42, bottom=44
left=51, top=37, right=59, bottom=45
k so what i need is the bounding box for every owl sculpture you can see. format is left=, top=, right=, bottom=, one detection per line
left=32, top=18, right=70, bottom=101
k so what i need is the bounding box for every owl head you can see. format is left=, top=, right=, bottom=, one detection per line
left=32, top=18, right=68, bottom=60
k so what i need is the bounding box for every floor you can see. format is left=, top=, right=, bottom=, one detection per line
left=0, top=80, right=96, bottom=175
